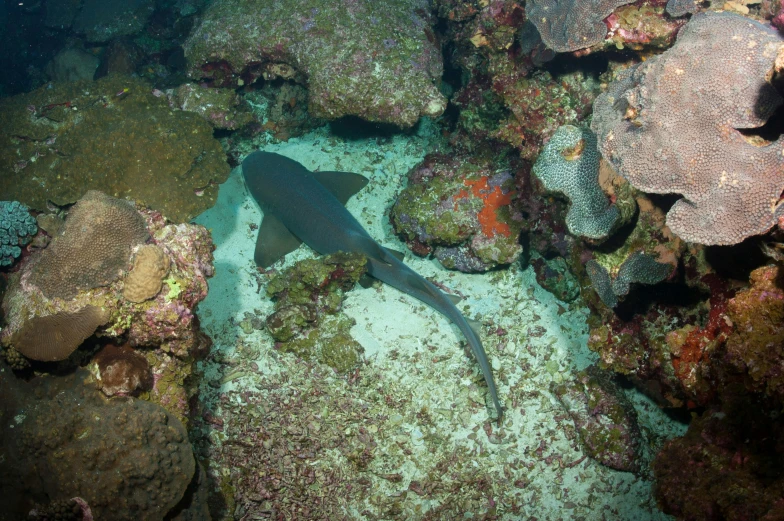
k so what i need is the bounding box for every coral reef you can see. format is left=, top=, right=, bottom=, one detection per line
left=265, top=252, right=367, bottom=373
left=532, top=125, right=622, bottom=241
left=0, top=74, right=229, bottom=223
left=0, top=191, right=214, bottom=422
left=525, top=0, right=634, bottom=52
left=0, top=200, right=37, bottom=267
left=390, top=153, right=524, bottom=272
left=72, top=0, right=155, bottom=42
left=724, top=265, right=784, bottom=401
left=604, top=4, right=684, bottom=51
left=183, top=0, right=446, bottom=127
left=0, top=367, right=196, bottom=521
left=171, top=83, right=255, bottom=130
left=654, top=397, right=784, bottom=520
left=492, top=68, right=597, bottom=161
left=530, top=254, right=581, bottom=302
left=551, top=366, right=642, bottom=472
left=28, top=190, right=149, bottom=300
left=592, top=12, right=784, bottom=245
left=123, top=244, right=171, bottom=303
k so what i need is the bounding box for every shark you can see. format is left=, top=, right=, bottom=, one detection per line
left=242, top=151, right=504, bottom=420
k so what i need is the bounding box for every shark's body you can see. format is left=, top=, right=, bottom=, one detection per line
left=242, top=151, right=503, bottom=419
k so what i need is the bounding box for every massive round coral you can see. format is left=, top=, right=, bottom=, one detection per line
left=0, top=368, right=196, bottom=520
left=592, top=12, right=784, bottom=245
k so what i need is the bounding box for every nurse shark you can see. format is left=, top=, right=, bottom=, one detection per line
left=242, top=151, right=503, bottom=420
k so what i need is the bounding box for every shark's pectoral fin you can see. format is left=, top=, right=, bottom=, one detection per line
left=255, top=214, right=302, bottom=268
left=310, top=171, right=369, bottom=205
left=358, top=274, right=376, bottom=288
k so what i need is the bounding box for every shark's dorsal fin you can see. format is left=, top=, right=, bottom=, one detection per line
left=310, top=171, right=369, bottom=205
left=255, top=214, right=302, bottom=268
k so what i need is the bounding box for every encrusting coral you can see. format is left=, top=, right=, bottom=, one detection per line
left=12, top=305, right=110, bottom=362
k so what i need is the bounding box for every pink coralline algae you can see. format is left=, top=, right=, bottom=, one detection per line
left=592, top=12, right=784, bottom=245
left=183, top=0, right=446, bottom=127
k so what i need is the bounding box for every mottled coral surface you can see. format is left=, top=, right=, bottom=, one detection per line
left=0, top=74, right=229, bottom=223
left=0, top=368, right=196, bottom=521
left=184, top=0, right=445, bottom=127
left=592, top=12, right=784, bottom=245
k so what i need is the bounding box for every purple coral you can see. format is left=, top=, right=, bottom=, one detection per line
left=592, top=12, right=784, bottom=245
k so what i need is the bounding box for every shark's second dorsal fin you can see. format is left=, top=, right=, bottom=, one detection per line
left=310, top=171, right=369, bottom=205
left=255, top=213, right=302, bottom=268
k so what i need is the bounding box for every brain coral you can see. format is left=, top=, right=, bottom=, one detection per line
left=123, top=244, right=170, bottom=303
left=0, top=200, right=37, bottom=266
left=0, top=368, right=196, bottom=520
left=532, top=125, right=620, bottom=240
left=592, top=12, right=784, bottom=245
left=28, top=190, right=149, bottom=300
left=183, top=0, right=445, bottom=127
left=525, top=0, right=635, bottom=52
left=0, top=74, right=229, bottom=223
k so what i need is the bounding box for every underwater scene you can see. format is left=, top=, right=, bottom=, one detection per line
left=1, top=0, right=784, bottom=519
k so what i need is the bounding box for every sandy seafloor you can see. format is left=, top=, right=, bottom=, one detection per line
left=193, top=120, right=686, bottom=520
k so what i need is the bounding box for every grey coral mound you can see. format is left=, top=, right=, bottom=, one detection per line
left=533, top=125, right=620, bottom=240
left=28, top=191, right=149, bottom=300
left=0, top=201, right=37, bottom=266
left=592, top=12, right=784, bottom=245
left=525, top=0, right=634, bottom=52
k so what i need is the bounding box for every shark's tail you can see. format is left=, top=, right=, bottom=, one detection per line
left=370, top=256, right=504, bottom=420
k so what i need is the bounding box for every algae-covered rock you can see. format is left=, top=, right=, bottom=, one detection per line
left=390, top=153, right=524, bottom=272
left=0, top=368, right=196, bottom=520
left=0, top=74, right=229, bottom=223
left=551, top=366, right=643, bottom=473
left=183, top=0, right=445, bottom=127
left=265, top=252, right=367, bottom=373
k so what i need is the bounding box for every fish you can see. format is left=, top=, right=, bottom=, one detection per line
left=242, top=151, right=504, bottom=420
